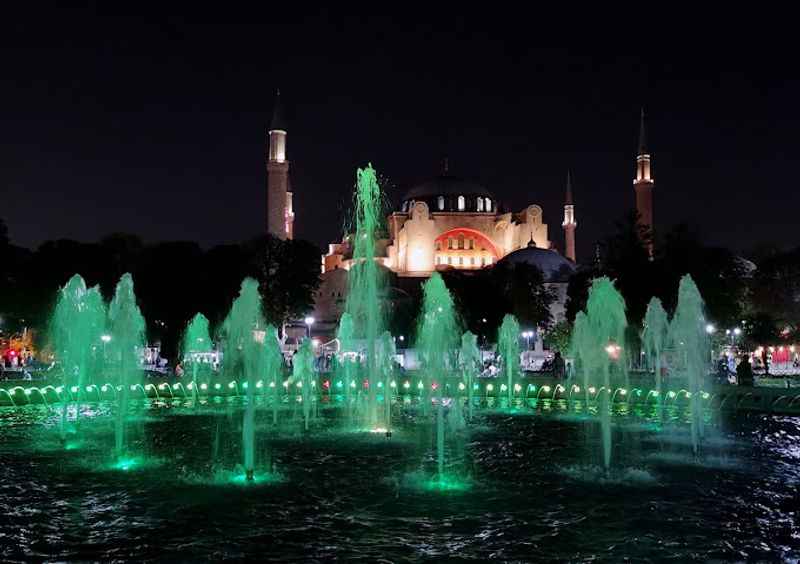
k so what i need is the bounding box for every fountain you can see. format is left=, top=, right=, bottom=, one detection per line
left=642, top=297, right=669, bottom=416
left=669, top=274, right=710, bottom=455
left=497, top=314, right=520, bottom=407
left=341, top=164, right=385, bottom=429
left=50, top=274, right=106, bottom=439
left=571, top=277, right=627, bottom=469
left=415, top=273, right=460, bottom=486
left=292, top=339, right=314, bottom=431
left=221, top=277, right=266, bottom=481
left=182, top=313, right=212, bottom=407
left=378, top=331, right=396, bottom=434
left=262, top=325, right=283, bottom=425
left=335, top=313, right=357, bottom=425
left=459, top=331, right=481, bottom=420
left=107, top=273, right=146, bottom=464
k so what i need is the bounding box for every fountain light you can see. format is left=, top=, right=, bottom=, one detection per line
left=256, top=381, right=263, bottom=388
left=70, top=386, right=79, bottom=394
left=377, top=381, right=383, bottom=388
left=242, top=382, right=248, bottom=389
left=417, top=382, right=424, bottom=390
left=24, top=389, right=31, bottom=395
left=85, top=386, right=93, bottom=392
left=270, top=381, right=276, bottom=388
left=486, top=383, right=494, bottom=392
left=296, top=381, right=302, bottom=388
left=588, top=387, right=596, bottom=394
left=667, top=391, right=676, bottom=398
left=101, top=335, right=111, bottom=343
left=514, top=383, right=522, bottom=392
left=158, top=383, right=167, bottom=390
left=214, top=383, right=222, bottom=390
left=500, top=384, right=507, bottom=391
left=283, top=381, right=289, bottom=388
left=228, top=382, right=236, bottom=389
left=200, top=383, right=208, bottom=390
left=56, top=386, right=63, bottom=393
left=403, top=381, right=410, bottom=389
left=390, top=381, right=397, bottom=388
left=458, top=382, right=465, bottom=390
left=542, top=385, right=551, bottom=393
left=101, top=385, right=109, bottom=392
left=336, top=380, right=343, bottom=388
left=702, top=392, right=710, bottom=399
left=350, top=381, right=356, bottom=388
left=187, top=383, right=194, bottom=390
left=705, top=324, right=716, bottom=334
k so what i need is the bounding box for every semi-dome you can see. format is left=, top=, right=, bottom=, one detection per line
left=401, top=175, right=496, bottom=213
left=499, top=241, right=576, bottom=282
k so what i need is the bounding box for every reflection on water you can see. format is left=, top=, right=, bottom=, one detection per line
left=0, top=398, right=799, bottom=562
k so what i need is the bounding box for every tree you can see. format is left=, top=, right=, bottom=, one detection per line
left=245, top=235, right=322, bottom=327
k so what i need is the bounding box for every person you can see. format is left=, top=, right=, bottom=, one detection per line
left=736, top=354, right=754, bottom=386
left=553, top=351, right=565, bottom=379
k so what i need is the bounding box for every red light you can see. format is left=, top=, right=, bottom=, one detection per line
left=431, top=382, right=438, bottom=390
left=9, top=351, right=16, bottom=356
left=322, top=380, right=330, bottom=389
left=362, top=380, right=369, bottom=389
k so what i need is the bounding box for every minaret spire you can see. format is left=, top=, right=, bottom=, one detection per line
left=562, top=170, right=577, bottom=262
left=266, top=89, right=293, bottom=239
left=633, top=108, right=654, bottom=256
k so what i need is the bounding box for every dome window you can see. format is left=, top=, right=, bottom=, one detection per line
left=477, top=198, right=484, bottom=212
left=485, top=198, right=492, bottom=212
left=437, top=196, right=444, bottom=211
left=457, top=195, right=465, bottom=211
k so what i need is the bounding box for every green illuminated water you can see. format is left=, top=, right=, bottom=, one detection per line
left=571, top=277, right=627, bottom=469
left=221, top=278, right=266, bottom=480
left=342, top=164, right=385, bottom=428
left=293, top=339, right=314, bottom=431
left=107, top=273, right=146, bottom=462
left=669, top=275, right=710, bottom=455
left=497, top=315, right=520, bottom=405
left=415, top=273, right=460, bottom=482
left=50, top=274, right=106, bottom=438
left=182, top=313, right=212, bottom=406
left=642, top=297, right=668, bottom=416
left=459, top=331, right=481, bottom=421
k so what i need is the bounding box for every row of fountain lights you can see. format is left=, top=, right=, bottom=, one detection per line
left=33, top=381, right=709, bottom=402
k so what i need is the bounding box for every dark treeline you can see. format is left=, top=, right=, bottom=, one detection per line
left=566, top=212, right=800, bottom=349
left=0, top=219, right=321, bottom=361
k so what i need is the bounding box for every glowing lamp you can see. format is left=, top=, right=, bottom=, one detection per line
left=458, top=382, right=465, bottom=391
left=514, top=383, right=521, bottom=392
left=588, top=387, right=596, bottom=394
left=486, top=383, right=494, bottom=392
left=256, top=381, right=264, bottom=388
left=228, top=382, right=236, bottom=389
left=417, top=382, right=424, bottom=390
left=70, top=386, right=79, bottom=394
left=500, top=384, right=507, bottom=391
left=390, top=381, right=396, bottom=388
left=200, top=383, right=208, bottom=390
left=403, top=381, right=410, bottom=389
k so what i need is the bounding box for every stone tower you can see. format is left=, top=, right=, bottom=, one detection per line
left=266, top=90, right=293, bottom=239
left=633, top=109, right=653, bottom=255
left=562, top=170, right=577, bottom=262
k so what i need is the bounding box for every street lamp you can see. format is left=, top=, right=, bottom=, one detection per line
left=705, top=324, right=716, bottom=335
left=304, top=316, right=315, bottom=339
left=521, top=330, right=533, bottom=350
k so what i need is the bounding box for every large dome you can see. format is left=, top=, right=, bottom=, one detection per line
left=403, top=175, right=494, bottom=200
left=499, top=243, right=576, bottom=282
left=401, top=175, right=496, bottom=213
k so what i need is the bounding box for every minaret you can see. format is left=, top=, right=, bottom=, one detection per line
left=633, top=109, right=653, bottom=254
left=266, top=90, right=293, bottom=239
left=562, top=170, right=577, bottom=262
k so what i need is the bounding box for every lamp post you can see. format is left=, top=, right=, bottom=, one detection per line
left=521, top=330, right=533, bottom=350
left=304, top=316, right=315, bottom=340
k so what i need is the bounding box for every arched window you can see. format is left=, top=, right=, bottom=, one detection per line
left=458, top=234, right=465, bottom=249
left=477, top=197, right=484, bottom=212
left=447, top=237, right=453, bottom=250
left=485, top=198, right=492, bottom=212
left=457, top=195, right=465, bottom=211
left=437, top=195, right=444, bottom=211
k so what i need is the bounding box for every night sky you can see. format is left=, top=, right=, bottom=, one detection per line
left=3, top=14, right=798, bottom=261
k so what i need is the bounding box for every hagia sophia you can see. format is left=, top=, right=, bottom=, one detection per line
left=265, top=95, right=655, bottom=337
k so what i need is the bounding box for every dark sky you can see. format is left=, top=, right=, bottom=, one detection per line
left=2, top=14, right=798, bottom=261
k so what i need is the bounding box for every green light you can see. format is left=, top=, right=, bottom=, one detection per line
left=458, top=382, right=465, bottom=390
left=158, top=383, right=167, bottom=390
left=500, top=383, right=507, bottom=391
left=214, top=383, right=222, bottom=390
left=349, top=381, right=356, bottom=389
left=70, top=386, right=79, bottom=393
left=130, top=385, right=137, bottom=391
left=200, top=383, right=208, bottom=390
left=620, top=389, right=627, bottom=395
left=573, top=385, right=581, bottom=393
left=228, top=382, right=236, bottom=389
left=242, top=382, right=248, bottom=389
left=101, top=385, right=109, bottom=392
left=377, top=381, right=383, bottom=388
left=542, top=385, right=551, bottom=393
left=686, top=392, right=692, bottom=398
left=403, top=381, right=410, bottom=389
left=296, top=381, right=302, bottom=388
left=56, top=386, right=63, bottom=393
left=336, top=381, right=343, bottom=388
left=417, top=382, right=424, bottom=390
left=514, top=383, right=521, bottom=392
left=668, top=391, right=676, bottom=398
left=85, top=385, right=93, bottom=392
left=390, top=381, right=396, bottom=388
left=187, top=383, right=194, bottom=390
left=486, top=383, right=494, bottom=392
left=588, top=387, right=596, bottom=394
left=146, top=384, right=154, bottom=389
left=111, top=457, right=140, bottom=472
left=24, top=389, right=31, bottom=395
left=256, top=381, right=263, bottom=388
left=702, top=392, right=710, bottom=399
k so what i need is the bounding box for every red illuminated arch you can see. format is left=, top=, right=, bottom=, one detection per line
left=434, top=228, right=499, bottom=258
